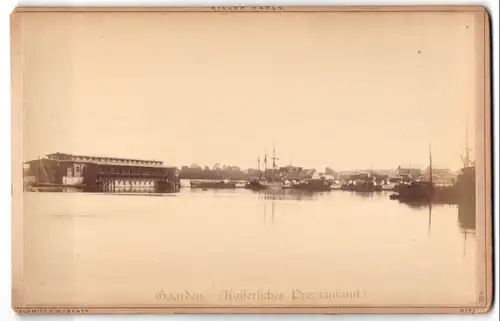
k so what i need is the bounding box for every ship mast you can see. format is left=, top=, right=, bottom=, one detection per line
left=272, top=144, right=279, bottom=180
left=37, top=157, right=41, bottom=183
left=429, top=141, right=433, bottom=186
left=264, top=149, right=268, bottom=179
left=257, top=156, right=261, bottom=177
left=272, top=144, right=278, bottom=170
left=461, top=120, right=473, bottom=168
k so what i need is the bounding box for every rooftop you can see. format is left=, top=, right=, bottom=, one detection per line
left=26, top=152, right=177, bottom=169
left=54, top=159, right=170, bottom=169
left=45, top=152, right=163, bottom=165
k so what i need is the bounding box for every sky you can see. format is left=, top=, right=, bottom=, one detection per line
left=19, top=11, right=478, bottom=171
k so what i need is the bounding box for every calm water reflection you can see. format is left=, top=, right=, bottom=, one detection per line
left=21, top=188, right=477, bottom=307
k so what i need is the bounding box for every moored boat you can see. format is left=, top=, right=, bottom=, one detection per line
left=341, top=182, right=356, bottom=191
left=244, top=178, right=282, bottom=190
left=291, top=178, right=332, bottom=191
left=245, top=146, right=283, bottom=190
left=389, top=180, right=433, bottom=201
left=190, top=179, right=236, bottom=189
left=390, top=137, right=474, bottom=205
left=352, top=180, right=383, bottom=192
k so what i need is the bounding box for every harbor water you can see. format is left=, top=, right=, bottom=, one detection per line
left=20, top=185, right=477, bottom=307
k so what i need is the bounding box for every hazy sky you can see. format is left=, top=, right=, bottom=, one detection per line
left=20, top=11, right=478, bottom=171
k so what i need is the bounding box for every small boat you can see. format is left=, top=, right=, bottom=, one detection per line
left=382, top=183, right=395, bottom=190
left=353, top=180, right=382, bottom=192
left=291, top=178, right=332, bottom=192
left=389, top=180, right=433, bottom=201
left=281, top=180, right=294, bottom=189
left=261, top=180, right=282, bottom=189
left=330, top=183, right=343, bottom=190
left=390, top=142, right=437, bottom=202
left=245, top=178, right=282, bottom=190
left=234, top=181, right=247, bottom=188
left=341, top=182, right=356, bottom=191
left=190, top=179, right=236, bottom=189
left=393, top=181, right=411, bottom=192
left=245, top=179, right=266, bottom=190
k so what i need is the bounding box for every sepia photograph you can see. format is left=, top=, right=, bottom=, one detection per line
left=10, top=6, right=492, bottom=314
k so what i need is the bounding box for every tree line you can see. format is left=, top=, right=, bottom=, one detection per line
left=179, top=164, right=338, bottom=181
left=178, top=164, right=249, bottom=180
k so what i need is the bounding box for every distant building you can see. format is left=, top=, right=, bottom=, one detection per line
left=279, top=165, right=303, bottom=175
left=424, top=166, right=451, bottom=176
left=45, top=152, right=163, bottom=165
left=372, top=174, right=389, bottom=182
left=343, top=172, right=372, bottom=182
left=424, top=166, right=455, bottom=183
left=324, top=167, right=336, bottom=176
left=282, top=168, right=320, bottom=181
left=397, top=166, right=422, bottom=178
left=321, top=174, right=336, bottom=181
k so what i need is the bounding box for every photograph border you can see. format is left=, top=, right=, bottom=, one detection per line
left=10, top=5, right=493, bottom=315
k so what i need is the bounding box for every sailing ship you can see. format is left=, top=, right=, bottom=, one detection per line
left=432, top=127, right=475, bottom=204
left=390, top=126, right=475, bottom=204
left=451, top=126, right=475, bottom=205
left=389, top=142, right=435, bottom=201
left=245, top=146, right=282, bottom=190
